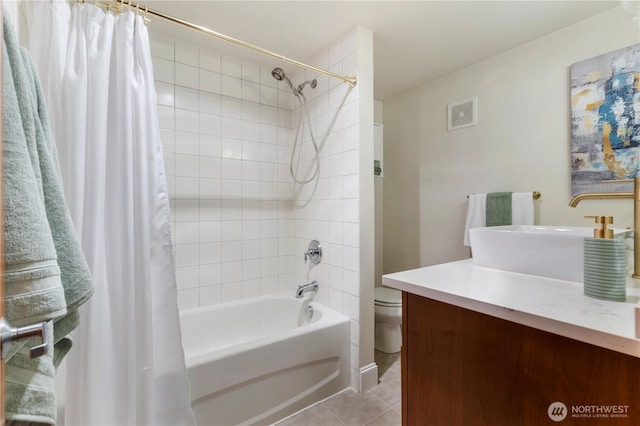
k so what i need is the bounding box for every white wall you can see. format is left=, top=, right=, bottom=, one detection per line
left=384, top=7, right=639, bottom=270
left=149, top=25, right=376, bottom=391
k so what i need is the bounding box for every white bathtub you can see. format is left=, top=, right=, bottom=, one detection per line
left=180, top=293, right=351, bottom=426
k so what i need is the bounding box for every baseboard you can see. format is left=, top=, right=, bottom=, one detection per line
left=359, top=362, right=379, bottom=392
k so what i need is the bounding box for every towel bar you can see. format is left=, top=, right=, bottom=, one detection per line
left=467, top=191, right=541, bottom=199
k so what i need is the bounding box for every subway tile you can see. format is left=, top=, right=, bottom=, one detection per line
left=242, top=101, right=262, bottom=124
left=200, top=113, right=221, bottom=136
left=200, top=221, right=222, bottom=243
left=221, top=158, right=242, bottom=179
left=222, top=96, right=243, bottom=119
left=342, top=149, right=359, bottom=176
left=242, top=159, right=261, bottom=180
left=174, top=221, right=200, bottom=244
left=241, top=200, right=261, bottom=220
left=219, top=142, right=240, bottom=166
left=343, top=51, right=357, bottom=78
left=155, top=81, right=175, bottom=107
left=199, top=284, right=221, bottom=306
left=176, top=266, right=199, bottom=290
left=221, top=117, right=243, bottom=139
left=177, top=289, right=199, bottom=310
left=242, top=259, right=261, bottom=280
left=221, top=281, right=242, bottom=302
left=242, top=240, right=261, bottom=260
left=261, top=276, right=279, bottom=295
left=200, top=156, right=221, bottom=179
left=221, top=261, right=243, bottom=283
left=200, top=264, right=222, bottom=286
left=243, top=121, right=261, bottom=142
left=199, top=91, right=221, bottom=115
left=175, top=41, right=199, bottom=66
left=260, top=65, right=278, bottom=88
left=175, top=154, right=200, bottom=178
left=328, top=42, right=343, bottom=67
left=175, top=63, right=199, bottom=89
left=175, top=131, right=200, bottom=155
left=175, top=243, right=200, bottom=268
left=175, top=86, right=199, bottom=111
left=152, top=57, right=175, bottom=84
left=159, top=129, right=175, bottom=153
left=261, top=85, right=278, bottom=108
left=150, top=36, right=174, bottom=61
left=242, top=279, right=261, bottom=298
left=175, top=177, right=199, bottom=199
left=343, top=174, right=359, bottom=199
left=221, top=179, right=242, bottom=199
left=242, top=60, right=261, bottom=83
left=343, top=246, right=360, bottom=272
left=174, top=199, right=199, bottom=222
left=221, top=55, right=242, bottom=77
left=221, top=220, right=242, bottom=241
left=221, top=75, right=242, bottom=98
left=199, top=49, right=221, bottom=73
left=200, top=135, right=222, bottom=157
left=157, top=105, right=175, bottom=130
left=344, top=223, right=360, bottom=247
left=242, top=138, right=262, bottom=161
left=200, top=69, right=221, bottom=94
left=200, top=242, right=221, bottom=264
left=343, top=269, right=359, bottom=296
left=242, top=180, right=261, bottom=200
left=342, top=125, right=359, bottom=152
left=261, top=124, right=278, bottom=144
left=199, top=178, right=221, bottom=199
left=221, top=241, right=242, bottom=262
left=175, top=108, right=199, bottom=132
left=200, top=200, right=221, bottom=221
left=242, top=80, right=261, bottom=103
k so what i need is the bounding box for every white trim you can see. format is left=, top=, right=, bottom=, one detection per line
left=359, top=362, right=379, bottom=392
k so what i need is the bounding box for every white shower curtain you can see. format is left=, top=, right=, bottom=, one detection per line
left=24, top=1, right=194, bottom=424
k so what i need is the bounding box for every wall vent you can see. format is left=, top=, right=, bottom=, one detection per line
left=448, top=97, right=477, bottom=131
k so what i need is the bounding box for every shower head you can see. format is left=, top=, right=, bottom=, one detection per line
left=271, top=67, right=285, bottom=81
left=271, top=67, right=299, bottom=96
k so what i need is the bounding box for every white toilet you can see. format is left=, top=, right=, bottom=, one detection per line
left=374, top=287, right=403, bottom=353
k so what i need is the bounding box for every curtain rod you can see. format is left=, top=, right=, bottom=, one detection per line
left=111, top=0, right=357, bottom=88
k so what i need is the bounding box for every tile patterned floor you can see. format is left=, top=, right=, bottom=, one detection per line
left=274, top=351, right=401, bottom=426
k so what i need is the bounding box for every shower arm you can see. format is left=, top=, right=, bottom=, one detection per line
left=112, top=0, right=357, bottom=88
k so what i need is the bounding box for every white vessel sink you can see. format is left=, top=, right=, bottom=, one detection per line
left=469, top=225, right=630, bottom=282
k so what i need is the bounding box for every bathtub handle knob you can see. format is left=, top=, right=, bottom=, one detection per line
left=304, top=240, right=323, bottom=265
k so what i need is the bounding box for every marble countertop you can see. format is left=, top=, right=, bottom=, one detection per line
left=382, top=259, right=640, bottom=358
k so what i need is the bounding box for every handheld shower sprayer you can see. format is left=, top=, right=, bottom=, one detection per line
left=271, top=67, right=321, bottom=185
left=271, top=67, right=298, bottom=96
left=271, top=67, right=317, bottom=97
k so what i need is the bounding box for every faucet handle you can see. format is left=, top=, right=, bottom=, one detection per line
left=304, top=240, right=322, bottom=265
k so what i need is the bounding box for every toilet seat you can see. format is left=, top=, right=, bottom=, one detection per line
left=375, top=287, right=402, bottom=307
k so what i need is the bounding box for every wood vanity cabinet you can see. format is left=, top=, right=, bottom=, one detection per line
left=401, top=292, right=640, bottom=425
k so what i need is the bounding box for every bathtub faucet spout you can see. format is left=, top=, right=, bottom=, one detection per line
left=295, top=281, right=318, bottom=298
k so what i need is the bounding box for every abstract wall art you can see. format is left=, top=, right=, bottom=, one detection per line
left=570, top=44, right=640, bottom=196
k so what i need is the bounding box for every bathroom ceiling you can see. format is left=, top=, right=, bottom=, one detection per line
left=144, top=1, right=620, bottom=101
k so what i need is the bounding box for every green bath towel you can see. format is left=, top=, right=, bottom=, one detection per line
left=3, top=9, right=94, bottom=424
left=486, top=192, right=512, bottom=227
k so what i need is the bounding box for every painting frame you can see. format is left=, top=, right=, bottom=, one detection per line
left=570, top=44, right=640, bottom=196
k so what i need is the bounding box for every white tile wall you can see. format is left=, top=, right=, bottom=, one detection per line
left=150, top=27, right=366, bottom=388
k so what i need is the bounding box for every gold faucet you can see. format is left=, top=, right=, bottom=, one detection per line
left=569, top=176, right=640, bottom=278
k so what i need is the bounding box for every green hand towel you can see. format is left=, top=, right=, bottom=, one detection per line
left=3, top=9, right=94, bottom=424
left=486, top=192, right=512, bottom=227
